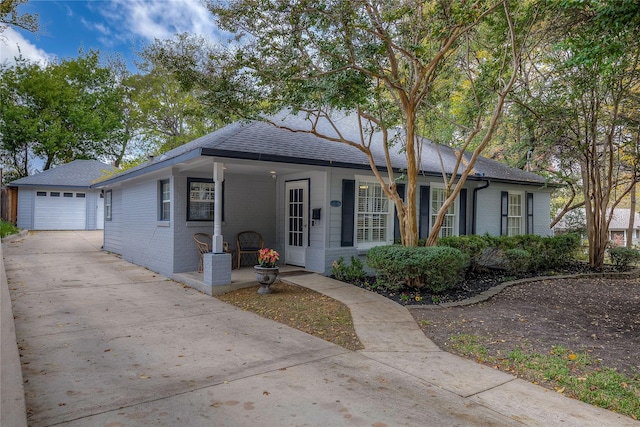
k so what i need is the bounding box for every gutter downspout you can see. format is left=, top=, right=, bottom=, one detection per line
left=472, top=180, right=491, bottom=235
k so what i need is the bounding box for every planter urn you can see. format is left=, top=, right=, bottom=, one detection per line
left=254, top=265, right=279, bottom=294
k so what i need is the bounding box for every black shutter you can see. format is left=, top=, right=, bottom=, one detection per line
left=341, top=180, right=355, bottom=246
left=459, top=188, right=467, bottom=235
left=419, top=186, right=430, bottom=239
left=500, top=191, right=509, bottom=236
left=393, top=183, right=405, bottom=242
left=526, top=192, right=534, bottom=234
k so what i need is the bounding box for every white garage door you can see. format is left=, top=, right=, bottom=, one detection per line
left=34, top=190, right=87, bottom=230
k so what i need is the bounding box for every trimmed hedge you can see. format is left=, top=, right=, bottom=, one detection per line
left=438, top=235, right=490, bottom=270
left=367, top=245, right=468, bottom=292
left=503, top=248, right=532, bottom=274
left=608, top=246, right=640, bottom=269
left=438, top=233, right=581, bottom=273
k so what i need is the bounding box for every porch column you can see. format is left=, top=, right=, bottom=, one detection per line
left=202, top=160, right=231, bottom=292
left=212, top=161, right=224, bottom=253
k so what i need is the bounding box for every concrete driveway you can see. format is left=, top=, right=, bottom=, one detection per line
left=4, top=231, right=637, bottom=426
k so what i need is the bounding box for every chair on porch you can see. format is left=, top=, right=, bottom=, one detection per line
left=236, top=231, right=264, bottom=269
left=223, top=241, right=237, bottom=270
left=193, top=233, right=212, bottom=273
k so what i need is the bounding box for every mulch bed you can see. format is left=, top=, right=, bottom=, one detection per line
left=345, top=262, right=629, bottom=306
left=410, top=274, right=640, bottom=374
left=337, top=263, right=640, bottom=374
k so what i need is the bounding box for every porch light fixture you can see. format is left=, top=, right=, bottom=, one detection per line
left=270, top=171, right=277, bottom=180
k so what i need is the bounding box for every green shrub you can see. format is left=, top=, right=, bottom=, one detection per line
left=0, top=220, right=19, bottom=238
left=367, top=245, right=468, bottom=292
left=331, top=256, right=366, bottom=283
left=541, top=233, right=581, bottom=269
left=608, top=247, right=640, bottom=269
left=485, top=233, right=581, bottom=272
left=438, top=235, right=489, bottom=270
left=503, top=249, right=532, bottom=274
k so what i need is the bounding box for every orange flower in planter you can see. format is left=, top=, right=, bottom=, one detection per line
left=257, top=248, right=279, bottom=268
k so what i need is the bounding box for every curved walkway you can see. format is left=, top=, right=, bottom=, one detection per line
left=2, top=231, right=638, bottom=426
left=282, top=273, right=639, bottom=427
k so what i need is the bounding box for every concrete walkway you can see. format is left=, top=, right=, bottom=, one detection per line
left=2, top=231, right=638, bottom=426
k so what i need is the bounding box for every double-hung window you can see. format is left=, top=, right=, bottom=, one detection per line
left=356, top=178, right=392, bottom=248
left=160, top=180, right=170, bottom=221
left=187, top=178, right=216, bottom=221
left=501, top=191, right=524, bottom=236
left=105, top=190, right=112, bottom=221
left=430, top=187, right=456, bottom=237
left=507, top=193, right=523, bottom=236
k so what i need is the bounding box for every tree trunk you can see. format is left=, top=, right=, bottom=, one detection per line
left=582, top=157, right=609, bottom=268
left=403, top=119, right=419, bottom=247
left=628, top=183, right=636, bottom=248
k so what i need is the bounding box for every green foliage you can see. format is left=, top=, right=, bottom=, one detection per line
left=367, top=245, right=468, bottom=292
left=448, top=336, right=640, bottom=420
left=608, top=247, right=640, bottom=269
left=0, top=220, right=19, bottom=238
left=129, top=34, right=228, bottom=154
left=489, top=233, right=580, bottom=271
left=503, top=249, right=532, bottom=274
left=0, top=0, right=38, bottom=33
left=162, top=1, right=545, bottom=246
left=0, top=51, right=125, bottom=176
left=540, top=233, right=582, bottom=268
left=505, top=0, right=640, bottom=268
left=438, top=233, right=581, bottom=273
left=331, top=256, right=366, bottom=284
left=438, top=235, right=490, bottom=270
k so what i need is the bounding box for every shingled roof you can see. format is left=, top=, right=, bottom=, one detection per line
left=9, top=160, right=115, bottom=188
left=609, top=208, right=640, bottom=230
left=96, top=112, right=550, bottom=187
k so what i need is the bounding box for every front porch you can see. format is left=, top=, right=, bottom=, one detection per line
left=172, top=265, right=313, bottom=296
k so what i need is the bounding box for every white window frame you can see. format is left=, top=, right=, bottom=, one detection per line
left=105, top=190, right=112, bottom=221
left=430, top=185, right=458, bottom=238
left=160, top=180, right=171, bottom=221
left=507, top=191, right=524, bottom=236
left=355, top=176, right=393, bottom=249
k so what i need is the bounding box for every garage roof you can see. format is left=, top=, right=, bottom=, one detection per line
left=9, top=160, right=115, bottom=188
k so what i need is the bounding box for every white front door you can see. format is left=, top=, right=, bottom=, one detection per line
left=285, top=180, right=308, bottom=267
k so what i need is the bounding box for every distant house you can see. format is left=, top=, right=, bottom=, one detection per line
left=9, top=160, right=114, bottom=230
left=91, top=113, right=556, bottom=294
left=608, top=208, right=640, bottom=247
left=554, top=207, right=640, bottom=247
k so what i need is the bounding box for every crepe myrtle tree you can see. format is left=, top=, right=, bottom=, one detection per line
left=161, top=0, right=543, bottom=246
left=508, top=0, right=640, bottom=267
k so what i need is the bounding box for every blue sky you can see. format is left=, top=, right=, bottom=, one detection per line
left=1, top=0, right=226, bottom=70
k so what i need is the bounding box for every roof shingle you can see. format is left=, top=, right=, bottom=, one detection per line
left=99, top=112, right=550, bottom=186
left=9, top=160, right=115, bottom=188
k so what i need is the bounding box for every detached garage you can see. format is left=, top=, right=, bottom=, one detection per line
left=9, top=160, right=114, bottom=230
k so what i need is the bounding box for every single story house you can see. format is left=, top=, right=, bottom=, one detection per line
left=9, top=160, right=114, bottom=230
left=608, top=208, right=640, bottom=247
left=92, top=112, right=555, bottom=293
left=553, top=207, right=640, bottom=247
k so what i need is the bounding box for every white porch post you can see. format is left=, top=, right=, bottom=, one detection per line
left=212, top=162, right=224, bottom=253
left=202, top=160, right=231, bottom=293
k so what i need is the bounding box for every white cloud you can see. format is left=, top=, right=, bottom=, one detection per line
left=0, top=28, right=52, bottom=66
left=99, top=0, right=224, bottom=44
